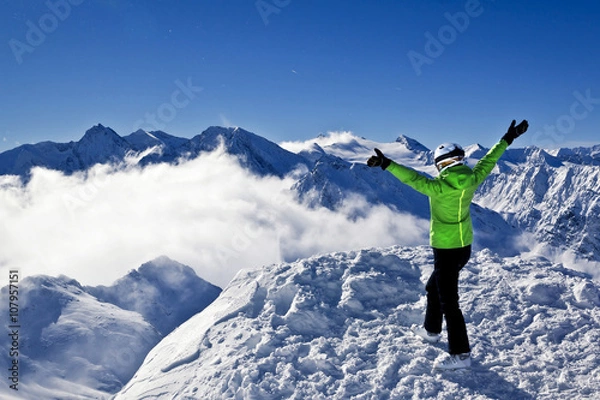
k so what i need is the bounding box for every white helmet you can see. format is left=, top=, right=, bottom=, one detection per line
left=434, top=143, right=465, bottom=172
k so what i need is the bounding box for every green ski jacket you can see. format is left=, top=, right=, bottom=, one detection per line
left=385, top=139, right=509, bottom=249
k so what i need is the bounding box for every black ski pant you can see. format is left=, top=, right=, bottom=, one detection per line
left=424, top=245, right=471, bottom=355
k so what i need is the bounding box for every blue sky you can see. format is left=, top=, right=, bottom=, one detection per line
left=1, top=0, right=599, bottom=152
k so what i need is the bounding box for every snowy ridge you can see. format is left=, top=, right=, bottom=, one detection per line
left=86, top=256, right=221, bottom=336
left=187, top=126, right=310, bottom=177
left=476, top=147, right=600, bottom=267
left=0, top=124, right=132, bottom=177
left=0, top=275, right=161, bottom=399
left=0, top=257, right=221, bottom=399
left=549, top=144, right=600, bottom=166
left=123, top=129, right=189, bottom=152
left=0, top=125, right=309, bottom=181
left=116, top=246, right=600, bottom=399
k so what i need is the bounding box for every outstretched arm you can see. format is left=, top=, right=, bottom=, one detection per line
left=472, top=119, right=529, bottom=184
left=367, top=148, right=440, bottom=196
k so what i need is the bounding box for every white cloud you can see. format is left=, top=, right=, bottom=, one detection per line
left=280, top=131, right=359, bottom=154
left=0, top=148, right=429, bottom=288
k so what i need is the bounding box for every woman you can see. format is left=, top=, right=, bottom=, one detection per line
left=367, top=119, right=528, bottom=370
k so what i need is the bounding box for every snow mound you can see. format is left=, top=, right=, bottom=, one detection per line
left=116, top=246, right=600, bottom=399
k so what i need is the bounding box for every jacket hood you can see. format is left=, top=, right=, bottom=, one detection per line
left=438, top=164, right=473, bottom=189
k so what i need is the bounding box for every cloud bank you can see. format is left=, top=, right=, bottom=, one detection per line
left=0, top=149, right=429, bottom=288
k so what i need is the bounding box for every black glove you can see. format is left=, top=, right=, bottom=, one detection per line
left=367, top=148, right=391, bottom=170
left=502, top=119, right=529, bottom=145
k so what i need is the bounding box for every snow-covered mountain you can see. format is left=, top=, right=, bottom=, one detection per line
left=123, top=129, right=189, bottom=153
left=1, top=124, right=598, bottom=269
left=87, top=256, right=221, bottom=336
left=279, top=132, right=600, bottom=269
left=549, top=144, right=600, bottom=166
left=0, top=124, right=131, bottom=177
left=0, top=125, right=311, bottom=182
left=116, top=245, right=600, bottom=399
left=476, top=148, right=600, bottom=265
left=1, top=125, right=599, bottom=399
left=186, top=126, right=310, bottom=177
left=0, top=257, right=220, bottom=399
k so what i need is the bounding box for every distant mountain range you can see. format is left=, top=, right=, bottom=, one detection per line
left=1, top=123, right=598, bottom=266
left=0, top=124, right=308, bottom=179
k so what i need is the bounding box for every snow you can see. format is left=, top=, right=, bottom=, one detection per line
left=116, top=246, right=600, bottom=399
left=190, top=126, right=310, bottom=178
left=123, top=129, right=189, bottom=153
left=86, top=256, right=221, bottom=336
left=281, top=131, right=432, bottom=168
left=1, top=125, right=599, bottom=398
left=1, top=124, right=597, bottom=270
left=0, top=275, right=161, bottom=399
left=0, top=257, right=221, bottom=399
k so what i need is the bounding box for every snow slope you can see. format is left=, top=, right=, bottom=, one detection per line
left=0, top=275, right=160, bottom=399
left=87, top=256, right=221, bottom=336
left=0, top=257, right=221, bottom=399
left=123, top=129, right=189, bottom=153
left=187, top=126, right=310, bottom=178
left=116, top=246, right=600, bottom=399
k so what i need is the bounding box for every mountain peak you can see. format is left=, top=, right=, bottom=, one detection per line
left=551, top=145, right=600, bottom=166
left=464, top=143, right=488, bottom=159
left=201, top=126, right=252, bottom=139
left=136, top=255, right=199, bottom=283
left=87, top=257, right=221, bottom=336
left=74, top=124, right=130, bottom=166
left=1, top=271, right=161, bottom=397
left=395, top=134, right=430, bottom=153
left=129, top=128, right=158, bottom=139
left=21, top=274, right=84, bottom=294
left=191, top=126, right=309, bottom=177
left=80, top=124, right=121, bottom=141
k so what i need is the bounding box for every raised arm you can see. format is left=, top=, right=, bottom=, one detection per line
left=472, top=119, right=529, bottom=184
left=367, top=148, right=440, bottom=196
